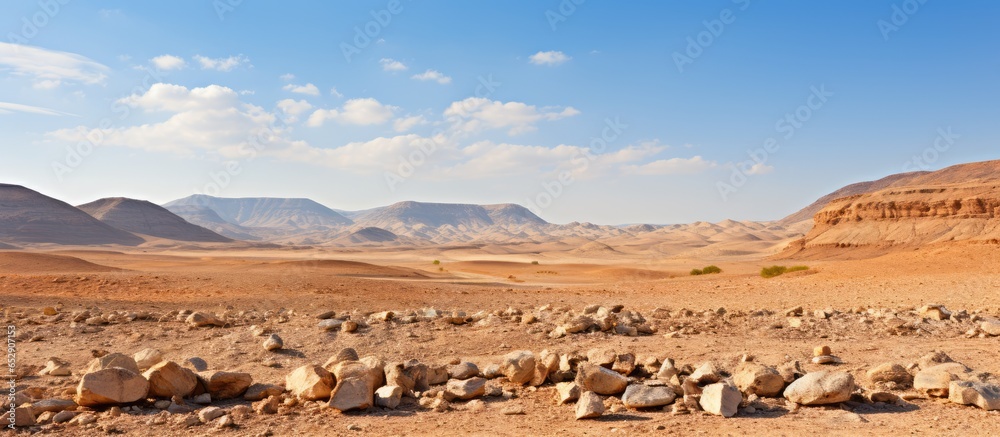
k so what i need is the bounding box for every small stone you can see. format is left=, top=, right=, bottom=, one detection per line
left=811, top=355, right=840, bottom=365
left=75, top=368, right=149, bottom=407
left=866, top=363, right=913, bottom=388
left=52, top=410, right=76, bottom=424
left=918, top=304, right=951, bottom=321
left=575, top=362, right=628, bottom=395
left=622, top=384, right=677, bottom=409
left=914, top=362, right=972, bottom=397
left=184, top=357, right=209, bottom=372
left=13, top=407, right=36, bottom=427
left=375, top=385, right=403, bottom=409
left=216, top=415, right=235, bottom=428
left=948, top=381, right=1000, bottom=411
left=69, top=412, right=97, bottom=425
left=186, top=311, right=225, bottom=328
left=286, top=365, right=334, bottom=400
left=133, top=348, right=164, bottom=371
left=197, top=370, right=253, bottom=400
left=813, top=345, right=832, bottom=357
left=263, top=334, right=283, bottom=351
left=253, top=396, right=280, bottom=415
left=191, top=393, right=212, bottom=404
left=500, top=351, right=536, bottom=385
left=198, top=406, right=225, bottom=423
left=318, top=319, right=343, bottom=331
left=448, top=362, right=480, bottom=380
left=555, top=382, right=581, bottom=405
left=783, top=371, right=855, bottom=406
left=575, top=391, right=605, bottom=420
left=39, top=358, right=72, bottom=376
left=980, top=320, right=1000, bottom=336
left=144, top=361, right=199, bottom=398
left=733, top=362, right=784, bottom=397
left=443, top=377, right=487, bottom=401
left=86, top=352, right=140, bottom=374
left=342, top=320, right=359, bottom=333
left=699, top=383, right=741, bottom=417
left=688, top=362, right=721, bottom=385
left=243, top=383, right=284, bottom=401
left=43, top=306, right=57, bottom=316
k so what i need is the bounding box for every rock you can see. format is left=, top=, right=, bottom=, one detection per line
left=191, top=393, right=212, bottom=404
left=586, top=348, right=617, bottom=368
left=914, top=362, right=972, bottom=397
left=315, top=310, right=336, bottom=319
left=919, top=304, right=952, bottom=321
left=656, top=359, right=679, bottom=382
left=253, top=395, right=280, bottom=415
left=917, top=351, right=954, bottom=370
left=866, top=363, right=913, bottom=388
left=86, top=352, right=140, bottom=374
left=981, top=321, right=1000, bottom=336
left=688, top=362, right=722, bottom=385
left=575, top=362, right=628, bottom=395
left=699, top=383, right=741, bottom=417
left=144, top=361, right=199, bottom=398
left=402, top=360, right=429, bottom=392
left=948, top=381, right=1000, bottom=411
left=318, top=319, right=343, bottom=331
left=184, top=357, right=208, bottom=372
left=427, top=365, right=450, bottom=385
left=813, top=345, right=832, bottom=357
left=43, top=306, right=57, bottom=316
left=444, top=378, right=487, bottom=401
left=385, top=362, right=417, bottom=394
left=563, top=315, right=595, bottom=333
left=555, top=382, right=581, bottom=405
left=30, top=399, right=77, bottom=416
left=359, top=356, right=386, bottom=388
left=777, top=361, right=806, bottom=383
left=783, top=371, right=855, bottom=406
left=375, top=385, right=403, bottom=409
left=811, top=355, right=840, bottom=365
left=75, top=368, right=149, bottom=406
left=622, top=384, right=677, bottom=409
left=329, top=378, right=372, bottom=412
left=286, top=365, right=334, bottom=400
left=186, top=312, right=224, bottom=327
left=243, top=383, right=284, bottom=401
left=342, top=320, right=359, bottom=333
left=323, top=348, right=360, bottom=370
left=52, top=410, right=76, bottom=423
left=39, top=358, right=72, bottom=376
left=12, top=406, right=36, bottom=427
left=133, top=349, right=164, bottom=371
left=215, top=415, right=234, bottom=428
left=529, top=359, right=550, bottom=387
left=197, top=371, right=252, bottom=400
left=733, top=362, right=785, bottom=397
left=482, top=364, right=502, bottom=379
left=612, top=353, right=636, bottom=376
left=198, top=406, right=225, bottom=423
left=500, top=351, right=536, bottom=385
left=575, top=391, right=605, bottom=419
left=448, top=362, right=480, bottom=380
left=785, top=306, right=803, bottom=316
left=263, top=334, right=283, bottom=351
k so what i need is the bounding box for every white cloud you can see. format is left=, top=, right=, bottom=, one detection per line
left=393, top=115, right=427, bottom=132
left=745, top=163, right=774, bottom=175
left=0, top=42, right=108, bottom=88
left=239, top=90, right=255, bottom=96
left=411, top=69, right=451, bottom=84
left=46, top=83, right=279, bottom=158
left=379, top=58, right=407, bottom=72
left=623, top=156, right=718, bottom=175
left=282, top=83, right=320, bottom=96
left=150, top=54, right=187, bottom=71
left=279, top=73, right=295, bottom=81
left=193, top=54, right=251, bottom=71
left=444, top=98, right=580, bottom=135
left=306, top=98, right=397, bottom=127
left=529, top=50, right=571, bottom=66
left=329, top=87, right=343, bottom=98
left=276, top=99, right=313, bottom=123
left=0, top=101, right=76, bottom=116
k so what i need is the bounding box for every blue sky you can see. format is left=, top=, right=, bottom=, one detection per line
left=1, top=0, right=998, bottom=225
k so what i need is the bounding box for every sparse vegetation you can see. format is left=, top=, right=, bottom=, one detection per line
left=761, top=265, right=809, bottom=278
left=690, top=265, right=722, bottom=276
left=432, top=260, right=440, bottom=265
left=531, top=261, right=539, bottom=265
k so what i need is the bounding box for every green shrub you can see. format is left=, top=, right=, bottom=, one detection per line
left=761, top=265, right=809, bottom=278
left=432, top=260, right=440, bottom=265
left=690, top=269, right=703, bottom=276
left=702, top=265, right=722, bottom=274
left=531, top=261, right=539, bottom=265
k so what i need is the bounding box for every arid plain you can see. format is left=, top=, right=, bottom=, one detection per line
left=3, top=160, right=1000, bottom=435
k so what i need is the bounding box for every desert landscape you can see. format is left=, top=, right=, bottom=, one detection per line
left=2, top=160, right=1000, bottom=436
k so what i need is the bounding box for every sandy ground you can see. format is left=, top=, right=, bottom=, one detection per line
left=2, top=243, right=1000, bottom=436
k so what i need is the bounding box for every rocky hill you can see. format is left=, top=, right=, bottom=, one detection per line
left=78, top=198, right=231, bottom=243
left=164, top=195, right=352, bottom=230
left=0, top=184, right=144, bottom=246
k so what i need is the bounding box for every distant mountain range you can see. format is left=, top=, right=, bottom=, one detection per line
left=2, top=159, right=998, bottom=253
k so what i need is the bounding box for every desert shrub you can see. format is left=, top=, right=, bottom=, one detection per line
left=531, top=261, right=539, bottom=265
left=702, top=265, right=722, bottom=274
left=432, top=260, right=440, bottom=265
left=690, top=269, right=703, bottom=276
left=761, top=265, right=809, bottom=278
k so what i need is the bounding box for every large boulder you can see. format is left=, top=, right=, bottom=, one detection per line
left=500, top=351, right=536, bottom=385
left=914, top=363, right=972, bottom=397
left=286, top=365, right=334, bottom=401
left=143, top=361, right=198, bottom=398
left=622, top=384, right=676, bottom=409
left=733, top=362, right=784, bottom=397
left=948, top=381, right=1000, bottom=411
left=700, top=383, right=742, bottom=417
left=575, top=363, right=628, bottom=395
left=783, top=371, right=855, bottom=406
left=86, top=353, right=140, bottom=374
left=75, top=368, right=149, bottom=407
left=197, top=371, right=252, bottom=400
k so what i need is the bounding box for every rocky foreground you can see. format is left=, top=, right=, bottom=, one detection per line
left=6, top=303, right=1000, bottom=434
